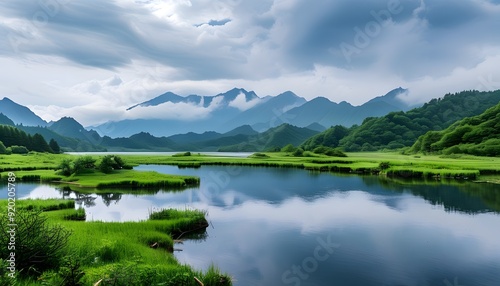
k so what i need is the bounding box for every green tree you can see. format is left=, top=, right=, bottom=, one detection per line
left=8, top=145, right=29, bottom=154
left=281, top=144, right=296, bottom=153
left=73, top=156, right=96, bottom=174
left=31, top=133, right=53, bottom=153
left=99, top=155, right=125, bottom=174
left=49, top=139, right=61, bottom=153
left=292, top=148, right=304, bottom=157
left=57, top=159, right=73, bottom=176
left=0, top=141, right=6, bottom=154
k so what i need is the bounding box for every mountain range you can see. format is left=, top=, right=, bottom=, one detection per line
left=0, top=87, right=415, bottom=152
left=93, top=87, right=415, bottom=137
left=1, top=88, right=499, bottom=155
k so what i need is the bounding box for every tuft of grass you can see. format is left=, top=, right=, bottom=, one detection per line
left=63, top=208, right=86, bottom=221
left=0, top=199, right=75, bottom=212
left=0, top=198, right=230, bottom=286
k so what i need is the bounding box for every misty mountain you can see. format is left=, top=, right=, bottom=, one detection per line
left=0, top=113, right=15, bottom=126
left=49, top=117, right=101, bottom=144
left=279, top=88, right=412, bottom=128
left=362, top=87, right=414, bottom=111
left=0, top=97, right=47, bottom=127
left=127, top=88, right=259, bottom=110
left=95, top=87, right=413, bottom=138
left=101, top=125, right=258, bottom=151
left=225, top=91, right=307, bottom=130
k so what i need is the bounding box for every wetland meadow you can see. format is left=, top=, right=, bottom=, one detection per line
left=1, top=151, right=500, bottom=285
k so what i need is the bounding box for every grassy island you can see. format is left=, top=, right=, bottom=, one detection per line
left=0, top=199, right=230, bottom=285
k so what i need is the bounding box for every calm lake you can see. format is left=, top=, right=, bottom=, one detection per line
left=3, top=165, right=500, bottom=286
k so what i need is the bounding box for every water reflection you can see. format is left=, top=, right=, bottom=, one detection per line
left=1, top=165, right=499, bottom=285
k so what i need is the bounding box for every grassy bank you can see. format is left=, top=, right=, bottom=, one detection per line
left=1, top=152, right=499, bottom=183
left=0, top=199, right=230, bottom=286
left=0, top=154, right=200, bottom=190
left=122, top=152, right=500, bottom=183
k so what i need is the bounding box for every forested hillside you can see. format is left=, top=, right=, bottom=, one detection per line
left=219, top=124, right=319, bottom=152
left=410, top=102, right=500, bottom=156
left=301, top=125, right=350, bottom=151
left=301, top=90, right=500, bottom=152
left=0, top=124, right=55, bottom=153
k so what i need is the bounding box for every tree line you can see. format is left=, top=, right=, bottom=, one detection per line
left=300, top=90, right=500, bottom=155
left=0, top=124, right=60, bottom=154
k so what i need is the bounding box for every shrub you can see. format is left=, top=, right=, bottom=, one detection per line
left=57, top=159, right=73, bottom=176
left=292, top=148, right=304, bottom=157
left=99, top=155, right=126, bottom=174
left=379, top=162, right=391, bottom=170
left=39, top=255, right=85, bottom=286
left=73, top=156, right=96, bottom=174
left=0, top=209, right=72, bottom=276
left=8, top=145, right=29, bottom=154
left=250, top=153, right=270, bottom=158
left=281, top=144, right=296, bottom=153
left=324, top=148, right=347, bottom=157
left=172, top=152, right=192, bottom=157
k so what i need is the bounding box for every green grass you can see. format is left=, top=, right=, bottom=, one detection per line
left=63, top=169, right=199, bottom=189
left=1, top=168, right=199, bottom=190
left=2, top=152, right=499, bottom=184
left=0, top=199, right=229, bottom=286
left=121, top=151, right=500, bottom=183
left=0, top=198, right=75, bottom=211
left=0, top=153, right=72, bottom=172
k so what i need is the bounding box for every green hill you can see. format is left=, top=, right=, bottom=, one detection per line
left=302, top=90, right=500, bottom=152
left=410, top=102, right=500, bottom=156
left=219, top=124, right=319, bottom=152
left=0, top=124, right=54, bottom=153
left=301, top=125, right=350, bottom=150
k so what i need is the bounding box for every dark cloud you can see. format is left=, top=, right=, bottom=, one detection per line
left=208, top=18, right=231, bottom=26
left=1, top=0, right=499, bottom=84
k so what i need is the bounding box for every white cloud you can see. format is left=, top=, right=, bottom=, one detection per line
left=228, top=92, right=262, bottom=111
left=124, top=102, right=211, bottom=121
left=1, top=0, right=500, bottom=126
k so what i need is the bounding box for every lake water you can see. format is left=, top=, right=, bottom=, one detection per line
left=2, top=165, right=500, bottom=286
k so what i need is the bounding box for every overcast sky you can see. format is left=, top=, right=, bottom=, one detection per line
left=1, top=0, right=500, bottom=126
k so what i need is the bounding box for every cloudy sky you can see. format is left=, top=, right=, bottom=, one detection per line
left=1, top=0, right=500, bottom=126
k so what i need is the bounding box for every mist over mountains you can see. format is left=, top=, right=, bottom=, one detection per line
left=1, top=88, right=499, bottom=154
left=92, top=87, right=413, bottom=137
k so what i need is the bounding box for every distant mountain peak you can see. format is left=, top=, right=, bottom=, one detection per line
left=0, top=97, right=47, bottom=127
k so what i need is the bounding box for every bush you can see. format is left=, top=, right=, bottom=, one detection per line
left=292, top=148, right=304, bottom=157
left=324, top=148, right=347, bottom=157
left=73, top=156, right=96, bottom=174
left=250, top=153, right=270, bottom=158
left=99, top=155, right=126, bottom=174
left=8, top=145, right=29, bottom=154
left=281, top=144, right=296, bottom=153
left=379, top=162, right=391, bottom=170
left=172, top=152, right=192, bottom=157
left=57, top=159, right=73, bottom=176
left=39, top=255, right=85, bottom=286
left=0, top=209, right=72, bottom=276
